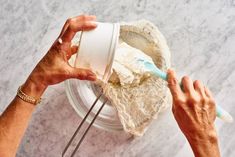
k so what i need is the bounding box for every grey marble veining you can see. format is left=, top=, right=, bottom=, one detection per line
left=0, top=0, right=235, bottom=156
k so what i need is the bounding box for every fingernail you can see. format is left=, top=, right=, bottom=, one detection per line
left=88, top=75, right=97, bottom=81
left=167, top=68, right=173, bottom=73
left=87, top=72, right=96, bottom=78
left=87, top=70, right=96, bottom=75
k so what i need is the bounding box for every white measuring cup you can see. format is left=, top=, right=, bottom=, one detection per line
left=74, top=22, right=120, bottom=82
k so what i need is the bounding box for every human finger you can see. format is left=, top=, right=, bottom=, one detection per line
left=193, top=80, right=206, bottom=98
left=204, top=86, right=213, bottom=98
left=59, top=15, right=96, bottom=38
left=181, top=76, right=194, bottom=94
left=66, top=45, right=78, bottom=60
left=167, top=69, right=184, bottom=100
left=68, top=67, right=97, bottom=81
left=71, top=45, right=78, bottom=55
left=58, top=21, right=70, bottom=39
left=60, top=15, right=97, bottom=43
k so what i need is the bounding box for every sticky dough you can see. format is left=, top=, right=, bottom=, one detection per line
left=99, top=20, right=171, bottom=136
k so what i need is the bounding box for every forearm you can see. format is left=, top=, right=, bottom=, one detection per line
left=0, top=78, right=46, bottom=157
left=186, top=131, right=220, bottom=157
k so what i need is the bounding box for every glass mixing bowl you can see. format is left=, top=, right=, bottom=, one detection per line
left=65, top=21, right=171, bottom=131
left=65, top=79, right=123, bottom=131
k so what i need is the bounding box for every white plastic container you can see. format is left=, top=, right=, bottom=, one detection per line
left=74, top=22, right=120, bottom=82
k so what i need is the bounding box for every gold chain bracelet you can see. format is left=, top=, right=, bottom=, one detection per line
left=17, top=85, right=41, bottom=105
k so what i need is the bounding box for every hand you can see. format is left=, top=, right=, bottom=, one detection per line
left=0, top=15, right=98, bottom=157
left=167, top=69, right=220, bottom=157
left=22, top=15, right=97, bottom=97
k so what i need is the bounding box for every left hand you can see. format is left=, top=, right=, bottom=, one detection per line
left=23, top=15, right=98, bottom=98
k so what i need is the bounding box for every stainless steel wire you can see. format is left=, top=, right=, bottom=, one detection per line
left=62, top=92, right=107, bottom=157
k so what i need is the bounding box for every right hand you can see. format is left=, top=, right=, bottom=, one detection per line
left=167, top=69, right=221, bottom=157
left=167, top=69, right=217, bottom=140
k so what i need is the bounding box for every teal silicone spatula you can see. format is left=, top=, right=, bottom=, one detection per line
left=137, top=58, right=233, bottom=123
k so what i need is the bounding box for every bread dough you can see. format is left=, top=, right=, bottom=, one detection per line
left=109, top=42, right=153, bottom=87
left=98, top=20, right=171, bottom=136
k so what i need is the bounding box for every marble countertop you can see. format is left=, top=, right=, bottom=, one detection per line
left=1, top=0, right=235, bottom=156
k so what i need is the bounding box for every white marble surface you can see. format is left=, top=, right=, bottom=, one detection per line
left=0, top=0, right=235, bottom=156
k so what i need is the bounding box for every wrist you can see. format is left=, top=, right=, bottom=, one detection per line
left=21, top=76, right=48, bottom=100
left=186, top=129, right=220, bottom=157
left=185, top=126, right=218, bottom=143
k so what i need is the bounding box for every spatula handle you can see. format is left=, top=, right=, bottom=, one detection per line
left=151, top=68, right=233, bottom=123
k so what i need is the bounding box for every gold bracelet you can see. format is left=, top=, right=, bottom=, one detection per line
left=17, top=85, right=41, bottom=105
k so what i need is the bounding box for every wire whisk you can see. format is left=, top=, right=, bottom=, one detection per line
left=62, top=92, right=108, bottom=157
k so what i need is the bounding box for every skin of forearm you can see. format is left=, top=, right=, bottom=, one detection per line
left=182, top=114, right=221, bottom=157
left=0, top=78, right=46, bottom=157
left=187, top=131, right=220, bottom=157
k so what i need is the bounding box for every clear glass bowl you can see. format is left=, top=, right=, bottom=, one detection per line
left=65, top=79, right=123, bottom=131
left=65, top=21, right=171, bottom=132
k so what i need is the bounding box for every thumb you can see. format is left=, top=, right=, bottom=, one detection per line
left=68, top=67, right=97, bottom=81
